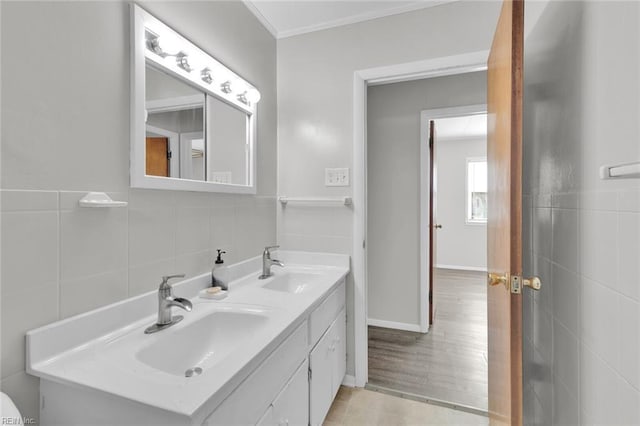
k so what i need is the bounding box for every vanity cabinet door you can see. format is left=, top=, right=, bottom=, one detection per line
left=271, top=359, right=309, bottom=426
left=309, top=324, right=334, bottom=426
left=330, top=309, right=346, bottom=399
left=309, top=310, right=347, bottom=426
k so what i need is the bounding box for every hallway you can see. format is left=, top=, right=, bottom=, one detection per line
left=368, top=268, right=488, bottom=411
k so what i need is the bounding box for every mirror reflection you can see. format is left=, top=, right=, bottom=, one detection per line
left=145, top=65, right=205, bottom=180
left=145, top=64, right=251, bottom=185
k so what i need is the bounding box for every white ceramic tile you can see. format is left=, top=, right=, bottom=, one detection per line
left=618, top=212, right=640, bottom=301
left=580, top=344, right=619, bottom=425
left=1, top=210, right=59, bottom=288
left=532, top=299, right=553, bottom=364
left=173, top=191, right=216, bottom=209
left=1, top=281, right=58, bottom=378
left=533, top=208, right=552, bottom=259
left=128, top=207, right=176, bottom=266
left=580, top=209, right=618, bottom=290
left=59, top=269, right=128, bottom=319
left=210, top=205, right=236, bottom=256
left=528, top=392, right=543, bottom=426
left=128, top=258, right=176, bottom=297
left=552, top=192, right=579, bottom=209
left=618, top=296, right=639, bottom=389
left=618, top=377, right=640, bottom=425
left=580, top=191, right=618, bottom=211
left=0, top=189, right=58, bottom=211
left=127, top=188, right=174, bottom=209
left=60, top=199, right=128, bottom=280
left=279, top=234, right=352, bottom=255
left=533, top=255, right=553, bottom=315
left=176, top=207, right=211, bottom=255
left=553, top=378, right=580, bottom=426
left=552, top=208, right=579, bottom=273
left=581, top=278, right=619, bottom=370
left=553, top=320, right=580, bottom=394
left=279, top=206, right=352, bottom=237
left=618, top=190, right=640, bottom=213
left=175, top=250, right=214, bottom=280
left=552, top=264, right=579, bottom=334
left=532, top=347, right=553, bottom=426
left=535, top=193, right=552, bottom=208
left=0, top=371, right=40, bottom=424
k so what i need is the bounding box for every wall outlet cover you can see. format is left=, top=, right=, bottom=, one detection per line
left=325, top=168, right=350, bottom=187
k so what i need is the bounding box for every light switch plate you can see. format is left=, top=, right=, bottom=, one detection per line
left=325, top=168, right=350, bottom=187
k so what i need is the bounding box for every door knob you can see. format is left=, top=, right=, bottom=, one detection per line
left=523, top=276, right=541, bottom=290
left=434, top=224, right=443, bottom=229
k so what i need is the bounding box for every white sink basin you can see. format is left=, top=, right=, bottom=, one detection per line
left=136, top=308, right=270, bottom=377
left=262, top=271, right=322, bottom=294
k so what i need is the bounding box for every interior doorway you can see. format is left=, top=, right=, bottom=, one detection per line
left=366, top=103, right=489, bottom=413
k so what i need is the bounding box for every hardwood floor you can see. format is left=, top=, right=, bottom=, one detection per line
left=368, top=268, right=488, bottom=411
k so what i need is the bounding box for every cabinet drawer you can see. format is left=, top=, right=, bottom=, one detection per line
left=204, top=321, right=308, bottom=425
left=309, top=280, right=345, bottom=348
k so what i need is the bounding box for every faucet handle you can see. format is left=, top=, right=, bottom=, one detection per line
left=161, top=274, right=186, bottom=286
left=264, top=245, right=279, bottom=258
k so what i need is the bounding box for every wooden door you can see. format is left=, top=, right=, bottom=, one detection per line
left=428, top=120, right=438, bottom=325
left=487, top=0, right=524, bottom=424
left=146, top=137, right=169, bottom=177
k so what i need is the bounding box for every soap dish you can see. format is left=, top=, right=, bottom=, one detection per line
left=199, top=287, right=228, bottom=300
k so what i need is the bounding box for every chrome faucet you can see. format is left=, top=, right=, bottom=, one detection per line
left=259, top=245, right=284, bottom=279
left=144, top=274, right=192, bottom=334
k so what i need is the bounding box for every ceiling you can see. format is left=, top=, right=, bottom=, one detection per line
left=435, top=114, right=487, bottom=141
left=243, top=0, right=458, bottom=39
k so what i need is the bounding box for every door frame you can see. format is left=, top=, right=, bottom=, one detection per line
left=419, top=105, right=488, bottom=332
left=352, top=51, right=489, bottom=387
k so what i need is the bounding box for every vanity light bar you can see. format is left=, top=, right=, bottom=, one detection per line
left=141, top=11, right=260, bottom=113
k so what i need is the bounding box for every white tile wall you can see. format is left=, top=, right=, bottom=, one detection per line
left=525, top=190, right=640, bottom=425
left=0, top=189, right=277, bottom=421
left=524, top=2, right=640, bottom=424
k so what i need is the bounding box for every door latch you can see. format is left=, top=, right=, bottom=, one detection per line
left=489, top=273, right=541, bottom=293
left=511, top=275, right=541, bottom=293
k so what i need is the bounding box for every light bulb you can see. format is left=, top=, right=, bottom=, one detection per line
left=155, top=34, right=182, bottom=56
left=176, top=53, right=191, bottom=72
left=246, top=88, right=261, bottom=104
left=221, top=80, right=235, bottom=94
left=201, top=68, right=213, bottom=84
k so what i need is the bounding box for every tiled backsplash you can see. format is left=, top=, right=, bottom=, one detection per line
left=0, top=188, right=276, bottom=421
left=523, top=189, right=640, bottom=425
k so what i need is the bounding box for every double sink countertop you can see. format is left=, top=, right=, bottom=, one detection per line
left=26, top=251, right=349, bottom=422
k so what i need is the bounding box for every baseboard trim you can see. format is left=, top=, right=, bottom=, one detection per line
left=367, top=318, right=422, bottom=332
left=342, top=375, right=356, bottom=387
left=435, top=264, right=487, bottom=272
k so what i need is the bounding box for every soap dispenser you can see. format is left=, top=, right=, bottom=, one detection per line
left=212, top=249, right=227, bottom=289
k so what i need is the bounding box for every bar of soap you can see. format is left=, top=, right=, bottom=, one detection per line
left=199, top=287, right=228, bottom=300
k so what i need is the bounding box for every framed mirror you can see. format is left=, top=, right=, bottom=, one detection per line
left=131, top=5, right=259, bottom=194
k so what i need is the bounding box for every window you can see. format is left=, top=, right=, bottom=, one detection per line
left=467, top=158, right=487, bottom=223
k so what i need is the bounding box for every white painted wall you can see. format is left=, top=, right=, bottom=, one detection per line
left=277, top=1, right=501, bottom=375
left=523, top=1, right=640, bottom=424
left=0, top=1, right=276, bottom=421
left=435, top=137, right=487, bottom=271
left=366, top=73, right=486, bottom=328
